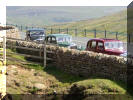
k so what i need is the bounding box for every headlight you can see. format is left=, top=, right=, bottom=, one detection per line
left=70, top=43, right=77, bottom=46
left=67, top=46, right=71, bottom=49
left=78, top=45, right=82, bottom=49
left=33, top=40, right=37, bottom=41
left=120, top=52, right=127, bottom=57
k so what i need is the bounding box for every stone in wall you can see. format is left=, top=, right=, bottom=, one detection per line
left=6, top=27, right=20, bottom=39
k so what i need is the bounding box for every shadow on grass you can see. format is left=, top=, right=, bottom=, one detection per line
left=23, top=63, right=44, bottom=70
left=44, top=65, right=133, bottom=97
left=43, top=64, right=127, bottom=91
left=44, top=65, right=86, bottom=84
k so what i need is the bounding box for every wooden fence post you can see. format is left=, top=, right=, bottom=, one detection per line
left=66, top=28, right=68, bottom=34
left=84, top=29, right=87, bottom=37
left=105, top=30, right=107, bottom=38
left=44, top=40, right=46, bottom=68
left=116, top=32, right=118, bottom=40
left=39, top=47, right=42, bottom=64
left=128, top=33, right=130, bottom=43
left=94, top=29, right=96, bottom=38
left=51, top=28, right=53, bottom=34
left=59, top=28, right=61, bottom=33
left=75, top=29, right=77, bottom=37
left=20, top=25, right=22, bottom=31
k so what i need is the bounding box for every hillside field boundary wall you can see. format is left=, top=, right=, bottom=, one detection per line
left=6, top=39, right=133, bottom=84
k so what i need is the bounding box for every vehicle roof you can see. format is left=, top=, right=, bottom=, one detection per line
left=27, top=28, right=45, bottom=31
left=47, top=34, right=71, bottom=37
left=89, top=38, right=121, bottom=42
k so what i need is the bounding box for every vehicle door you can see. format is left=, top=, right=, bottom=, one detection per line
left=87, top=40, right=97, bottom=52
left=97, top=41, right=104, bottom=53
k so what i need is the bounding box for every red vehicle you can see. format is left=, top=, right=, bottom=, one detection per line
left=86, top=38, right=126, bottom=56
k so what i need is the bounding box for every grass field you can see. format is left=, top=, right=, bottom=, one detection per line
left=6, top=49, right=133, bottom=100
left=44, top=10, right=127, bottom=41
left=46, top=10, right=126, bottom=33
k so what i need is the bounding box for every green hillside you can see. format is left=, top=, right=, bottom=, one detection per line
left=46, top=10, right=126, bottom=33
left=45, top=10, right=127, bottom=41
left=7, top=6, right=125, bottom=26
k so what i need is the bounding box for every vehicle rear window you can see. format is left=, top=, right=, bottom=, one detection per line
left=104, top=41, right=124, bottom=50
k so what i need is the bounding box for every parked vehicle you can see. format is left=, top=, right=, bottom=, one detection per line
left=46, top=34, right=77, bottom=49
left=25, top=28, right=45, bottom=43
left=86, top=38, right=127, bottom=57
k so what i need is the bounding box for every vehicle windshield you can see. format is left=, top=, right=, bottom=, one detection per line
left=30, top=30, right=44, bottom=35
left=104, top=41, right=124, bottom=50
left=56, top=36, right=72, bottom=43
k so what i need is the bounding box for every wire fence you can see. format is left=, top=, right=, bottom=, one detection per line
left=6, top=23, right=127, bottom=41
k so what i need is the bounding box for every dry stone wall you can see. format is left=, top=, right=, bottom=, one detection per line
left=6, top=27, right=20, bottom=39
left=6, top=40, right=132, bottom=83
left=54, top=47, right=127, bottom=82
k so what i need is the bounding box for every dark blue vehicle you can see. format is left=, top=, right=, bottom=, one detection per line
left=25, top=28, right=45, bottom=42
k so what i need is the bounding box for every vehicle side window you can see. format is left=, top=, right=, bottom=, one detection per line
left=91, top=41, right=96, bottom=49
left=47, top=37, right=51, bottom=42
left=51, top=37, right=56, bottom=43
left=87, top=41, right=91, bottom=48
left=98, top=42, right=104, bottom=50
left=51, top=37, right=56, bottom=41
